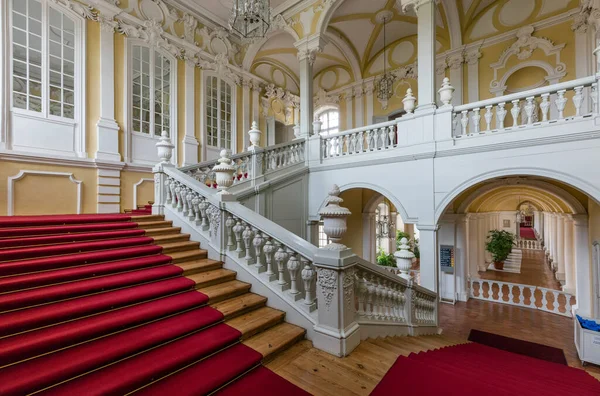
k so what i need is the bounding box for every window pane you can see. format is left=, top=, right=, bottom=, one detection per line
left=13, top=28, right=26, bottom=46
left=28, top=0, right=42, bottom=21
left=13, top=77, right=26, bottom=93
left=13, top=93, right=27, bottom=109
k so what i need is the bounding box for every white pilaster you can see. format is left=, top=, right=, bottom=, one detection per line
left=345, top=88, right=353, bottom=130
left=251, top=81, right=261, bottom=134
left=551, top=214, right=558, bottom=269
left=0, top=3, right=9, bottom=150
left=574, top=21, right=594, bottom=112
left=182, top=59, right=199, bottom=166
left=556, top=214, right=565, bottom=282
left=467, top=214, right=479, bottom=278
left=295, top=37, right=325, bottom=138
left=95, top=19, right=120, bottom=162
left=465, top=48, right=482, bottom=104
left=242, top=80, right=252, bottom=150
left=456, top=215, right=468, bottom=301
left=446, top=49, right=463, bottom=106
left=354, top=86, right=364, bottom=128
left=414, top=0, right=437, bottom=112
left=418, top=225, right=438, bottom=292
left=563, top=216, right=576, bottom=294
left=364, top=82, right=374, bottom=125
left=573, top=215, right=592, bottom=316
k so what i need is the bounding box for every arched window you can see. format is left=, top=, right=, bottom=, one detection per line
left=127, top=41, right=176, bottom=165
left=9, top=0, right=85, bottom=156
left=318, top=109, right=339, bottom=136
left=205, top=74, right=235, bottom=157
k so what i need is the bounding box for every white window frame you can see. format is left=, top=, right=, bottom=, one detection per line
left=201, top=71, right=237, bottom=160
left=315, top=106, right=340, bottom=136
left=6, top=0, right=86, bottom=157
left=124, top=38, right=177, bottom=166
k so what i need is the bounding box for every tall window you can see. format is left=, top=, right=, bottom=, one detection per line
left=318, top=223, right=329, bottom=248
left=11, top=0, right=78, bottom=119
left=319, top=109, right=339, bottom=136
left=206, top=76, right=233, bottom=150
left=131, top=45, right=172, bottom=137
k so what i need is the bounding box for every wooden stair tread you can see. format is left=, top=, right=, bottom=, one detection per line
left=159, top=241, right=200, bottom=254
left=243, top=322, right=306, bottom=360
left=210, top=293, right=267, bottom=319
left=168, top=249, right=208, bottom=263
left=186, top=269, right=236, bottom=288
left=143, top=227, right=182, bottom=236
left=130, top=215, right=164, bottom=222
left=135, top=221, right=173, bottom=229
left=226, top=306, right=285, bottom=340
left=198, top=280, right=251, bottom=303
left=151, top=234, right=190, bottom=243
left=176, top=259, right=222, bottom=275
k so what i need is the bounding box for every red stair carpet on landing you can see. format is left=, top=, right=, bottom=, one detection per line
left=0, top=213, right=306, bottom=396
left=520, top=227, right=536, bottom=240
left=371, top=343, right=600, bottom=396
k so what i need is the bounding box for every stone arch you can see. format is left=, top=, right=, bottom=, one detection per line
left=492, top=61, right=561, bottom=96
left=315, top=0, right=345, bottom=37
left=242, top=29, right=300, bottom=71
left=435, top=167, right=599, bottom=224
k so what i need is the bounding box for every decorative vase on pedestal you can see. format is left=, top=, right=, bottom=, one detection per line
left=394, top=237, right=415, bottom=281
left=438, top=77, right=455, bottom=106
left=156, top=130, right=174, bottom=164
left=318, top=184, right=351, bottom=250
left=212, top=150, right=235, bottom=195
left=402, top=88, right=416, bottom=113
left=248, top=121, right=262, bottom=149
left=313, top=119, right=323, bottom=136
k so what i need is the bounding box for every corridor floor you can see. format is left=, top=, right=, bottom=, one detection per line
left=479, top=249, right=561, bottom=290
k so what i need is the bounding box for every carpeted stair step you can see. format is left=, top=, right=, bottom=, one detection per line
left=212, top=293, right=267, bottom=320
left=215, top=366, right=310, bottom=395
left=225, top=306, right=286, bottom=340
left=151, top=233, right=191, bottom=244
left=0, top=254, right=173, bottom=293
left=0, top=229, right=147, bottom=249
left=0, top=214, right=133, bottom=228
left=243, top=323, right=306, bottom=361
left=132, top=343, right=263, bottom=396
left=135, top=221, right=173, bottom=230
left=160, top=241, right=200, bottom=254
left=176, top=258, right=222, bottom=276
left=127, top=215, right=165, bottom=223
left=168, top=249, right=208, bottom=263
left=199, top=280, right=252, bottom=303
left=37, top=324, right=241, bottom=396
left=187, top=269, right=237, bottom=289
left=0, top=237, right=155, bottom=261
left=0, top=222, right=139, bottom=239
left=0, top=307, right=224, bottom=396
left=0, top=291, right=208, bottom=366
left=0, top=278, right=196, bottom=337
left=0, top=265, right=184, bottom=312
left=143, top=227, right=182, bottom=236
left=0, top=245, right=163, bottom=276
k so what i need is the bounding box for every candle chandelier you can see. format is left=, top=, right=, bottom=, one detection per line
left=376, top=13, right=395, bottom=102
left=375, top=199, right=395, bottom=240
left=229, top=0, right=270, bottom=38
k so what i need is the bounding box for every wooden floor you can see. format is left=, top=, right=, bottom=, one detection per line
left=269, top=299, right=600, bottom=395
left=479, top=249, right=562, bottom=290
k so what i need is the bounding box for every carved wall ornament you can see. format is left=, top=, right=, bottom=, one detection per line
left=206, top=204, right=221, bottom=238
left=317, top=267, right=337, bottom=310
left=181, top=13, right=198, bottom=45
left=51, top=0, right=97, bottom=20
left=342, top=268, right=356, bottom=309
left=572, top=0, right=600, bottom=34
left=314, top=88, right=340, bottom=109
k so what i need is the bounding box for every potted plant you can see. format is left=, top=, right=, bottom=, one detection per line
left=485, top=230, right=515, bottom=270
left=376, top=248, right=396, bottom=268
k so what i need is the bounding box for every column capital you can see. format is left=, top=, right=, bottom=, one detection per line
left=572, top=214, right=589, bottom=226
left=396, top=0, right=438, bottom=13
left=416, top=224, right=439, bottom=232
left=294, top=35, right=328, bottom=64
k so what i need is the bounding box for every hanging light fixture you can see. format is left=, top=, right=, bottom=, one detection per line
left=229, top=0, right=270, bottom=38
left=376, top=12, right=395, bottom=102
left=376, top=198, right=395, bottom=240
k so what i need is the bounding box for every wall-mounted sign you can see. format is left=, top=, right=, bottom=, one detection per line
left=440, top=245, right=454, bottom=274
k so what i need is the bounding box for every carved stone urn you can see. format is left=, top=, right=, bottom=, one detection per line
left=212, top=149, right=235, bottom=195
left=394, top=237, right=415, bottom=281
left=438, top=77, right=455, bottom=106
left=248, top=121, right=262, bottom=149
left=312, top=119, right=323, bottom=136
left=402, top=88, right=416, bottom=113
left=318, top=184, right=351, bottom=250
left=156, top=130, right=174, bottom=164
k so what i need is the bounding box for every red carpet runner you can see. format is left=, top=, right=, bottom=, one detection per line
left=371, top=343, right=600, bottom=396
left=520, top=227, right=536, bottom=240
left=0, top=213, right=308, bottom=395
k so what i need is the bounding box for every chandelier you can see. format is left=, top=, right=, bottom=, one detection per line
left=229, top=0, right=270, bottom=38
left=376, top=13, right=395, bottom=102
left=375, top=199, right=395, bottom=240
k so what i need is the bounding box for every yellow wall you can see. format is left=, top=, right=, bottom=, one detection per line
left=340, top=189, right=365, bottom=257
left=120, top=171, right=155, bottom=212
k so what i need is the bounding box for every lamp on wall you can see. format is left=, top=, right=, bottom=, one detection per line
left=376, top=12, right=395, bottom=102
left=376, top=198, right=395, bottom=240
left=229, top=0, right=270, bottom=38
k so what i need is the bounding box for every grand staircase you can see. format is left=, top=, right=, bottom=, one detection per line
left=0, top=213, right=308, bottom=395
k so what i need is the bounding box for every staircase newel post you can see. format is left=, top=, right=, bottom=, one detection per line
left=152, top=131, right=175, bottom=215
left=312, top=184, right=361, bottom=357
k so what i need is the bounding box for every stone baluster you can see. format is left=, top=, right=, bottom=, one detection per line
left=517, top=285, right=524, bottom=305
left=555, top=90, right=567, bottom=120
left=540, top=93, right=550, bottom=121
left=365, top=276, right=375, bottom=319
left=524, top=96, right=535, bottom=125
left=460, top=110, right=468, bottom=136
left=484, top=105, right=493, bottom=132
left=242, top=225, right=254, bottom=264
left=186, top=190, right=195, bottom=220
left=325, top=139, right=331, bottom=159
left=165, top=179, right=172, bottom=205
left=551, top=290, right=560, bottom=313
left=199, top=199, right=209, bottom=230
left=573, top=86, right=584, bottom=117
left=496, top=102, right=507, bottom=129
left=169, top=181, right=177, bottom=208
left=565, top=294, right=573, bottom=315
left=540, top=289, right=548, bottom=310
left=511, top=99, right=520, bottom=127
left=508, top=284, right=514, bottom=304
left=233, top=219, right=245, bottom=255
left=274, top=243, right=289, bottom=290
left=592, top=83, right=598, bottom=114
left=191, top=195, right=201, bottom=223
left=287, top=251, right=301, bottom=299
left=301, top=257, right=316, bottom=308
left=355, top=271, right=366, bottom=316
left=472, top=108, right=481, bottom=134
left=252, top=230, right=265, bottom=272
left=388, top=126, right=395, bottom=147
left=225, top=215, right=236, bottom=250
left=263, top=238, right=276, bottom=281
left=174, top=185, right=183, bottom=211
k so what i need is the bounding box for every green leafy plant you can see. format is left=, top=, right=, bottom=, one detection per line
left=485, top=230, right=515, bottom=263
left=376, top=248, right=396, bottom=267
left=395, top=231, right=420, bottom=259
left=413, top=238, right=420, bottom=259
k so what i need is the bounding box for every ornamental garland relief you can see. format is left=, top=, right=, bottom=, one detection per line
left=317, top=268, right=337, bottom=311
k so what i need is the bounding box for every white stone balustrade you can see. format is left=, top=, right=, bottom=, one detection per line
left=321, top=120, right=399, bottom=159
left=263, top=140, right=306, bottom=173
left=453, top=76, right=596, bottom=137
left=515, top=238, right=542, bottom=250
left=469, top=278, right=575, bottom=317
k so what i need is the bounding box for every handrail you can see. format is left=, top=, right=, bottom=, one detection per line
left=179, top=150, right=253, bottom=173
left=454, top=75, right=596, bottom=112
left=263, top=138, right=306, bottom=152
